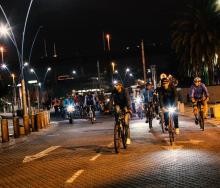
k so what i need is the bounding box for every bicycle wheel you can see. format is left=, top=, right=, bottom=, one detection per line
left=122, top=125, right=128, bottom=149
left=168, top=119, right=174, bottom=145
left=199, top=111, right=205, bottom=131
left=114, top=124, right=121, bottom=153
left=149, top=117, right=153, bottom=129
left=159, top=112, right=165, bottom=133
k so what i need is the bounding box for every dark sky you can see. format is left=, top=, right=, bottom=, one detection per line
left=0, top=0, right=191, bottom=61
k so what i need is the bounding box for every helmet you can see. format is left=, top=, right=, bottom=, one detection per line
left=160, top=73, right=167, bottom=80
left=114, top=80, right=123, bottom=86
left=168, top=74, right=173, bottom=79
left=161, top=78, right=169, bottom=85
left=194, top=77, right=201, bottom=83
left=146, top=81, right=152, bottom=86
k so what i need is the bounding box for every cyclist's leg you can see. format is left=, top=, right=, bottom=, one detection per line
left=145, top=104, right=149, bottom=123
left=203, top=100, right=208, bottom=118
left=193, top=102, right=198, bottom=123
left=124, top=108, right=131, bottom=143
left=164, top=112, right=169, bottom=129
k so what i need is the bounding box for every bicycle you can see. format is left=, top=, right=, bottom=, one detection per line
left=88, top=105, right=95, bottom=124
left=195, top=99, right=205, bottom=131
left=114, top=107, right=129, bottom=153
left=145, top=102, right=154, bottom=129
left=164, top=107, right=176, bottom=146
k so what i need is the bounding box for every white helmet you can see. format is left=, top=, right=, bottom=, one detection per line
left=194, top=77, right=201, bottom=83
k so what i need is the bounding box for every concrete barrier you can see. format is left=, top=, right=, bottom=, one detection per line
left=23, top=115, right=30, bottom=135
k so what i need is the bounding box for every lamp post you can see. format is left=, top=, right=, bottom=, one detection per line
left=106, top=34, right=111, bottom=51
left=30, top=68, right=40, bottom=110
left=0, top=46, right=4, bottom=63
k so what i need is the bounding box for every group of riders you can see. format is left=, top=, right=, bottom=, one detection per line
left=53, top=73, right=209, bottom=146
left=111, top=74, right=209, bottom=145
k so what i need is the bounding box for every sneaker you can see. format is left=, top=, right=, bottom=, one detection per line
left=94, top=117, right=96, bottom=121
left=165, top=126, right=168, bottom=131
left=126, top=138, right=131, bottom=145
left=175, top=128, right=180, bottom=135
left=145, top=119, right=149, bottom=123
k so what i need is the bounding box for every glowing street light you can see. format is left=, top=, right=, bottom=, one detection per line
left=24, top=62, right=29, bottom=67
left=129, top=73, right=133, bottom=77
left=113, top=80, right=118, bottom=85
left=72, top=70, right=77, bottom=74
left=0, top=23, right=9, bottom=37
left=30, top=68, right=34, bottom=73
left=126, top=68, right=130, bottom=73
left=1, top=63, right=7, bottom=69
left=47, top=67, right=51, bottom=71
left=114, top=70, right=118, bottom=74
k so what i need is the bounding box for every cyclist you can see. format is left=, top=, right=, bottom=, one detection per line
left=189, top=77, right=209, bottom=124
left=111, top=81, right=132, bottom=144
left=159, top=78, right=179, bottom=134
left=141, top=82, right=154, bottom=124
left=84, top=92, right=96, bottom=121
left=63, top=94, right=75, bottom=117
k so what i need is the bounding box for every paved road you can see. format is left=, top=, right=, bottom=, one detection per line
left=0, top=114, right=220, bottom=188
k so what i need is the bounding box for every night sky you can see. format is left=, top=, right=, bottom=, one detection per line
left=0, top=0, right=191, bottom=61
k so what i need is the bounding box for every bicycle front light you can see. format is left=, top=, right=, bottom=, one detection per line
left=168, top=107, right=176, bottom=113
left=136, top=97, right=141, bottom=104
left=67, top=105, right=75, bottom=112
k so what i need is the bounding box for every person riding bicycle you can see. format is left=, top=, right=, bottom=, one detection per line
left=141, top=82, right=154, bottom=124
left=84, top=92, right=96, bottom=121
left=189, top=77, right=209, bottom=124
left=159, top=78, right=179, bottom=134
left=111, top=81, right=132, bottom=144
left=63, top=94, right=75, bottom=118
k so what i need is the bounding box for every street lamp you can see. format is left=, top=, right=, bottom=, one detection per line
left=126, top=68, right=130, bottom=73
left=129, top=73, right=133, bottom=77
left=114, top=70, right=118, bottom=74
left=72, top=70, right=77, bottom=75
left=43, top=67, right=52, bottom=86
left=24, top=62, right=29, bottom=67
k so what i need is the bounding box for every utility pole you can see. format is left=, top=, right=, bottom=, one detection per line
left=97, top=60, right=101, bottom=90
left=141, top=40, right=147, bottom=83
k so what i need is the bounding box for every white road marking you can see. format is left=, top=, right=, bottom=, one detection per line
left=65, top=170, right=84, bottom=184
left=90, top=153, right=102, bottom=161
left=23, top=146, right=60, bottom=163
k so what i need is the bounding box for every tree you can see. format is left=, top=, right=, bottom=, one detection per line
left=172, top=0, right=220, bottom=85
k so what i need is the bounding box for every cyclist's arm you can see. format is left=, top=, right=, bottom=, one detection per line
left=201, top=84, right=209, bottom=99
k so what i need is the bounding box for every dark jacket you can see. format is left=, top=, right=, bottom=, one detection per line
left=159, top=86, right=178, bottom=108
left=111, top=88, right=131, bottom=109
